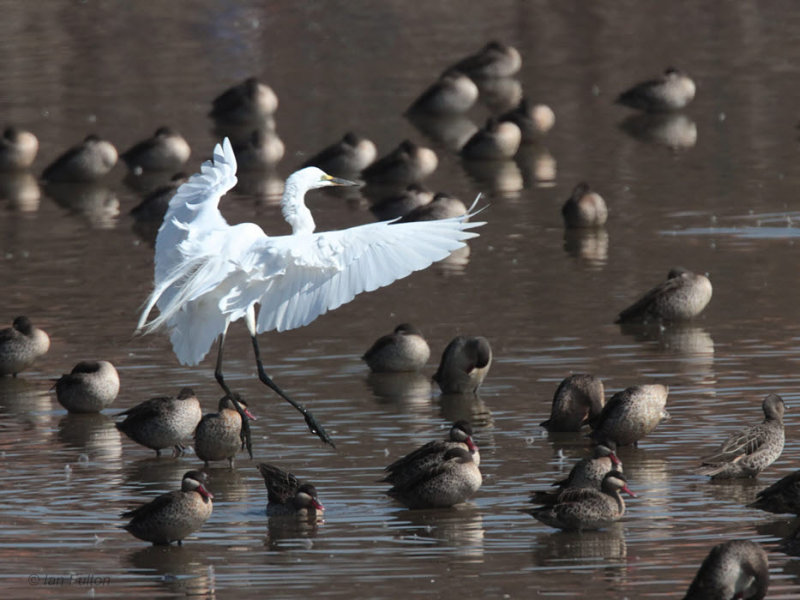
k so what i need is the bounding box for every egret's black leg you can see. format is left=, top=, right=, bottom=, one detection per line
left=214, top=332, right=253, bottom=458
left=250, top=333, right=335, bottom=448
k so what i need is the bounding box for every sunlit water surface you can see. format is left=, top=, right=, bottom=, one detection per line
left=2, top=2, right=800, bottom=598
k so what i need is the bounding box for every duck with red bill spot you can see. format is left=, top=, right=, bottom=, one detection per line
left=122, top=470, right=213, bottom=546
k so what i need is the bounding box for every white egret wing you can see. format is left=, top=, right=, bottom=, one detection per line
left=249, top=209, right=485, bottom=333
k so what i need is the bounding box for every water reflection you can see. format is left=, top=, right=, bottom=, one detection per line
left=438, top=393, right=492, bottom=427
left=366, top=372, right=432, bottom=409
left=703, top=477, right=763, bottom=506
left=202, top=465, right=249, bottom=503
left=0, top=172, right=41, bottom=212
left=406, top=113, right=479, bottom=153
left=265, top=514, right=321, bottom=551
left=531, top=523, right=627, bottom=562
left=391, top=505, right=484, bottom=558
left=57, top=412, right=122, bottom=465
left=128, top=545, right=216, bottom=598
left=460, top=158, right=523, bottom=197
left=563, top=228, right=609, bottom=268
left=618, top=113, right=698, bottom=150
left=236, top=168, right=284, bottom=204
left=123, top=456, right=196, bottom=492
left=45, top=182, right=119, bottom=228
left=0, top=377, right=54, bottom=431
left=515, top=144, right=557, bottom=187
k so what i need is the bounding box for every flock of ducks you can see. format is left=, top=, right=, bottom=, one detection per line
left=0, top=40, right=778, bottom=598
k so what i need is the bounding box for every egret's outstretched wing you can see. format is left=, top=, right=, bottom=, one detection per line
left=247, top=207, right=485, bottom=334
left=137, top=138, right=238, bottom=332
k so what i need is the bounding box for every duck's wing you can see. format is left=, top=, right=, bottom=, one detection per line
left=248, top=203, right=485, bottom=334
left=257, top=463, right=299, bottom=505
left=700, top=423, right=768, bottom=465
left=615, top=276, right=682, bottom=323
left=122, top=490, right=178, bottom=522
left=384, top=440, right=447, bottom=477
left=117, top=397, right=170, bottom=421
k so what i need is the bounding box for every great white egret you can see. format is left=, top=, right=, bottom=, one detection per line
left=137, top=138, right=484, bottom=448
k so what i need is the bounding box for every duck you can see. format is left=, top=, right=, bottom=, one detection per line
left=209, top=77, right=278, bottom=125
left=0, top=127, right=38, bottom=171
left=460, top=118, right=521, bottom=160
left=387, top=446, right=482, bottom=509
left=615, top=267, right=713, bottom=324
left=531, top=442, right=622, bottom=506
left=194, top=395, right=256, bottom=467
left=406, top=70, right=479, bottom=116
left=115, top=387, right=202, bottom=456
left=398, top=192, right=468, bottom=223
left=129, top=172, right=188, bottom=222
left=682, top=539, right=769, bottom=600
left=499, top=99, right=555, bottom=141
left=362, top=140, right=438, bottom=186
left=528, top=470, right=635, bottom=531
left=589, top=384, right=670, bottom=447
left=55, top=360, right=120, bottom=413
left=120, top=127, right=191, bottom=173
left=302, top=131, right=377, bottom=177
left=42, top=135, right=118, bottom=183
left=383, top=420, right=480, bottom=488
left=432, top=336, right=492, bottom=395
left=233, top=128, right=285, bottom=170
left=540, top=374, right=606, bottom=432
left=0, top=316, right=50, bottom=376
left=561, top=182, right=608, bottom=229
left=122, top=470, right=213, bottom=546
left=362, top=323, right=431, bottom=373
left=447, top=41, right=522, bottom=79
left=748, top=470, right=800, bottom=515
left=616, top=67, right=696, bottom=112
left=257, top=463, right=324, bottom=517
left=368, top=183, right=434, bottom=221
left=697, top=393, right=785, bottom=479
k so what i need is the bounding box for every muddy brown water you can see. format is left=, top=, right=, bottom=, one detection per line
left=2, top=1, right=800, bottom=598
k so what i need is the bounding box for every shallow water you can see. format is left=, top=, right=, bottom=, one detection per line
left=2, top=1, right=800, bottom=598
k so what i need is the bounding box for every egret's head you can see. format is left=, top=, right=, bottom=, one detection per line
left=288, top=166, right=359, bottom=192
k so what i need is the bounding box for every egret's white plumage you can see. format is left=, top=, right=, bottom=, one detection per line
left=137, top=138, right=485, bottom=445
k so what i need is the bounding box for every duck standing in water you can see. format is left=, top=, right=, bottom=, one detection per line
left=530, top=442, right=621, bottom=506
left=362, top=323, right=430, bottom=373
left=616, top=267, right=712, bottom=324
left=433, top=336, right=492, bottom=394
left=387, top=446, right=482, bottom=509
left=528, top=470, right=635, bottom=531
left=540, top=374, right=606, bottom=432
left=697, top=393, right=785, bottom=479
left=383, top=420, right=480, bottom=488
left=682, top=539, right=768, bottom=600
left=257, top=463, right=324, bottom=517
left=589, top=384, right=670, bottom=447
left=616, top=67, right=696, bottom=112
left=122, top=470, right=213, bottom=546
left=115, top=387, right=202, bottom=456
left=0, top=316, right=50, bottom=376
left=55, top=360, right=120, bottom=413
left=194, top=395, right=256, bottom=467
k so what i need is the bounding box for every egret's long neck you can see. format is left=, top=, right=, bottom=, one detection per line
left=281, top=180, right=316, bottom=235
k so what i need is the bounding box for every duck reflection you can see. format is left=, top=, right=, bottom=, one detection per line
left=127, top=545, right=216, bottom=598
left=0, top=377, right=53, bottom=431
left=366, top=372, right=432, bottom=408
left=406, top=112, right=479, bottom=153
left=57, top=412, right=122, bottom=464
left=436, top=244, right=472, bottom=275
left=618, top=323, right=715, bottom=378
left=703, top=477, right=763, bottom=506
left=515, top=144, right=557, bottom=188
left=200, top=465, right=249, bottom=503
left=563, top=228, right=609, bottom=268
left=460, top=158, right=523, bottom=197
left=531, top=523, right=627, bottom=562
left=265, top=513, right=321, bottom=551
left=392, top=505, right=484, bottom=558
left=123, top=456, right=195, bottom=492
left=0, top=172, right=40, bottom=211
left=45, top=182, right=119, bottom=228
left=439, top=393, right=492, bottom=427
left=619, top=113, right=697, bottom=150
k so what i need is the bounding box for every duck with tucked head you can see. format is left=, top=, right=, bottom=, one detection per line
left=362, top=140, right=438, bottom=186
left=433, top=336, right=492, bottom=395
left=616, top=267, right=712, bottom=324
left=697, top=393, right=785, bottom=479
left=406, top=70, right=479, bottom=116
left=121, top=127, right=191, bottom=173
left=616, top=67, right=696, bottom=112
left=115, top=387, right=202, bottom=456
left=42, top=135, right=118, bottom=183
left=528, top=470, right=635, bottom=531
left=257, top=463, right=324, bottom=517
left=589, top=384, right=670, bottom=447
left=122, top=470, right=213, bottom=546
left=398, top=193, right=468, bottom=223
left=460, top=118, right=521, bottom=161
left=447, top=41, right=522, bottom=79
left=0, top=316, right=50, bottom=377
left=209, top=77, right=278, bottom=125
left=362, top=323, right=430, bottom=373
left=541, top=374, right=606, bottom=432
left=562, top=182, right=608, bottom=229
left=0, top=127, right=38, bottom=171
left=55, top=360, right=120, bottom=413
left=499, top=99, right=555, bottom=141
left=194, top=394, right=256, bottom=467
left=302, top=131, right=377, bottom=178
left=682, top=539, right=768, bottom=600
